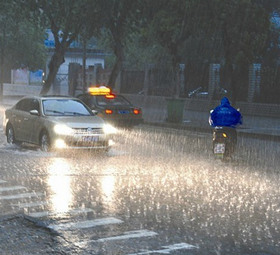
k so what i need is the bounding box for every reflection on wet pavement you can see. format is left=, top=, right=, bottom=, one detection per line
left=0, top=125, right=280, bottom=254
left=48, top=158, right=73, bottom=214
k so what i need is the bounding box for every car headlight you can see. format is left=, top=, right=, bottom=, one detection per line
left=103, top=124, right=117, bottom=135
left=54, top=124, right=74, bottom=135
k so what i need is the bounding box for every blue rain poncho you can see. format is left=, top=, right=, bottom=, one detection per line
left=210, top=97, right=242, bottom=127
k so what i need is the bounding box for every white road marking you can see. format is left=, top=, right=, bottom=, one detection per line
left=0, top=192, right=44, bottom=200
left=27, top=211, right=50, bottom=218
left=0, top=186, right=27, bottom=192
left=13, top=201, right=48, bottom=208
left=27, top=208, right=94, bottom=218
left=77, top=230, right=158, bottom=247
left=96, top=230, right=158, bottom=242
left=127, top=242, right=198, bottom=254
left=48, top=217, right=123, bottom=231
left=0, top=180, right=7, bottom=184
left=75, top=229, right=158, bottom=247
left=68, top=208, right=94, bottom=215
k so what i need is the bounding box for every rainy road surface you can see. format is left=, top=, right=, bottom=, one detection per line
left=1, top=105, right=280, bottom=254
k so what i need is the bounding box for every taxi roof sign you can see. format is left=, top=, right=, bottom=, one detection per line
left=88, top=86, right=111, bottom=95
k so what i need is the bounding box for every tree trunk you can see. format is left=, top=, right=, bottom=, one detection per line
left=231, top=67, right=238, bottom=106
left=169, top=44, right=180, bottom=98
left=108, top=39, right=124, bottom=89
left=224, top=62, right=237, bottom=106
left=0, top=49, right=4, bottom=101
left=108, top=58, right=122, bottom=89
left=0, top=22, right=6, bottom=100
left=40, top=48, right=65, bottom=95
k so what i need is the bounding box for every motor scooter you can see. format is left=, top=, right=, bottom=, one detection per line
left=212, top=126, right=237, bottom=160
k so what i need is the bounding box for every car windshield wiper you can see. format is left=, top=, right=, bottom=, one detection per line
left=45, top=109, right=65, bottom=115
left=64, top=111, right=89, bottom=116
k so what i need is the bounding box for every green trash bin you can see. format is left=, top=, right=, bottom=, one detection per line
left=166, top=98, right=185, bottom=123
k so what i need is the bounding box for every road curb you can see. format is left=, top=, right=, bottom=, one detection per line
left=143, top=122, right=280, bottom=141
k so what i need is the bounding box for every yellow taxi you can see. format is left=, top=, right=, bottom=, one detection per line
left=77, top=86, right=143, bottom=128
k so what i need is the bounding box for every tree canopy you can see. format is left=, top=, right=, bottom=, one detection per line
left=0, top=0, right=278, bottom=100
left=0, top=0, right=46, bottom=77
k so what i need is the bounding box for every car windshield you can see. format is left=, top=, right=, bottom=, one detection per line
left=42, top=99, right=92, bottom=116
left=95, top=95, right=131, bottom=107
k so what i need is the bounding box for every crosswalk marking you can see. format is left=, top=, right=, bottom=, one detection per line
left=48, top=217, right=123, bottom=231
left=127, top=242, right=198, bottom=255
left=76, top=230, right=158, bottom=247
left=67, top=208, right=94, bottom=215
left=0, top=179, right=199, bottom=254
left=0, top=186, right=27, bottom=192
left=28, top=211, right=51, bottom=218
left=0, top=192, right=44, bottom=200
left=27, top=208, right=94, bottom=218
left=13, top=201, right=48, bottom=208
left=96, top=230, right=158, bottom=242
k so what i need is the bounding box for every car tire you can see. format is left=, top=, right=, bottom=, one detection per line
left=40, top=131, right=51, bottom=152
left=6, top=125, right=17, bottom=145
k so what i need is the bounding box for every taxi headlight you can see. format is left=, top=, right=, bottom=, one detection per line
left=103, top=124, right=117, bottom=135
left=54, top=124, right=74, bottom=135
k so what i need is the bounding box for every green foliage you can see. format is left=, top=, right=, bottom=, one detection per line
left=0, top=0, right=46, bottom=81
left=96, top=0, right=142, bottom=86
left=0, top=0, right=279, bottom=99
left=24, top=0, right=104, bottom=94
left=28, top=0, right=93, bottom=46
left=9, top=21, right=46, bottom=70
left=216, top=0, right=270, bottom=64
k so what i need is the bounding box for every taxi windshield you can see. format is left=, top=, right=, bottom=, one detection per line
left=96, top=95, right=131, bottom=107
left=42, top=99, right=92, bottom=116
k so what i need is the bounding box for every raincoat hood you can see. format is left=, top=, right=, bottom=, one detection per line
left=220, top=97, right=230, bottom=106
left=210, top=96, right=242, bottom=127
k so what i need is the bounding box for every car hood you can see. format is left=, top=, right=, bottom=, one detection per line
left=52, top=115, right=105, bottom=128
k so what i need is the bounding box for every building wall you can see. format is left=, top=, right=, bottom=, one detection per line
left=45, top=51, right=105, bottom=95
left=46, top=55, right=105, bottom=76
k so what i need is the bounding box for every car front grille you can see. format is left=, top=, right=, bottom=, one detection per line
left=73, top=128, right=104, bottom=135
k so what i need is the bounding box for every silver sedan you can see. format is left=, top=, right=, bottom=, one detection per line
left=3, top=96, right=117, bottom=151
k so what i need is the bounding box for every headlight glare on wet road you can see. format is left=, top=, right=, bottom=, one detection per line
left=54, top=124, right=74, bottom=135
left=103, top=124, right=117, bottom=134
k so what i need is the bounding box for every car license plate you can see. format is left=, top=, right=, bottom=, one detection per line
left=214, top=143, right=225, bottom=154
left=118, top=110, right=130, bottom=114
left=82, top=136, right=99, bottom=142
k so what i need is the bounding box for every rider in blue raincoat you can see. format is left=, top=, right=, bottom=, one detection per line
left=209, top=97, right=242, bottom=128
left=209, top=97, right=242, bottom=152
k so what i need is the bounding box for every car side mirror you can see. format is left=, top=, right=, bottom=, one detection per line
left=92, top=109, right=99, bottom=115
left=30, top=109, right=39, bottom=116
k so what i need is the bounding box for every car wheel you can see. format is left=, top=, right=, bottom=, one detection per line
left=7, top=125, right=16, bottom=144
left=40, top=131, right=51, bottom=152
